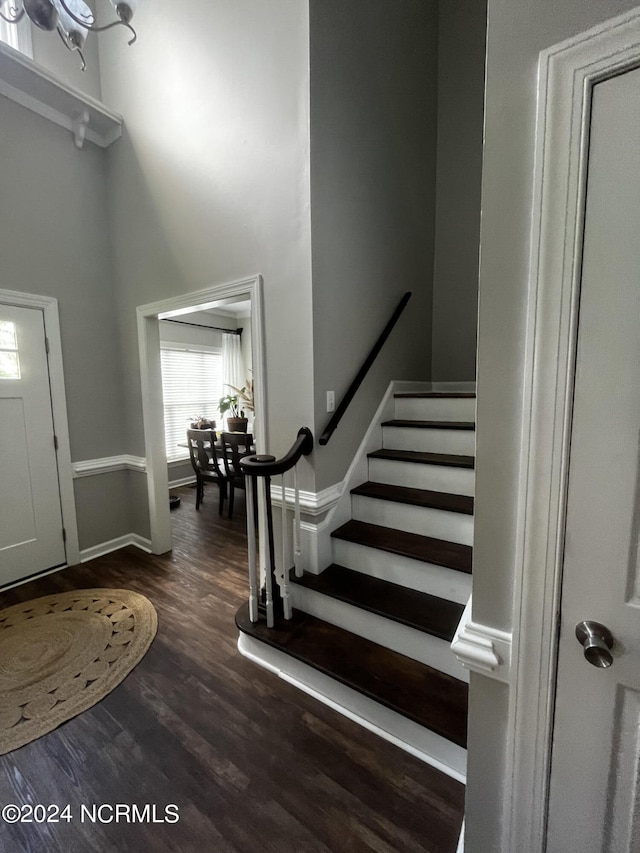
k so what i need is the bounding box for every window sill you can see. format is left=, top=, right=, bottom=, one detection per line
left=0, top=40, right=122, bottom=148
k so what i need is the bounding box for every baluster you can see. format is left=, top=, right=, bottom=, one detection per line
left=245, top=475, right=259, bottom=622
left=263, top=474, right=283, bottom=627
left=261, top=476, right=274, bottom=627
left=293, top=464, right=303, bottom=578
left=240, top=428, right=314, bottom=630
left=280, top=472, right=292, bottom=619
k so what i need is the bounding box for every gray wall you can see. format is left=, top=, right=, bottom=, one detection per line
left=309, top=0, right=439, bottom=489
left=468, top=0, right=640, bottom=849
left=431, top=0, right=486, bottom=381
left=74, top=472, right=132, bottom=551
left=0, top=94, right=130, bottom=552
left=97, top=0, right=315, bottom=510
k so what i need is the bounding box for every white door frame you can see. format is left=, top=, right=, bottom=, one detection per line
left=0, top=288, right=80, bottom=568
left=137, top=275, right=267, bottom=554
left=504, top=9, right=640, bottom=852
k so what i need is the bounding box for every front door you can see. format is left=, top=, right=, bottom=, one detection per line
left=0, top=304, right=66, bottom=585
left=546, top=66, right=640, bottom=851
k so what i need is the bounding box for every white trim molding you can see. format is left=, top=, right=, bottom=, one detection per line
left=0, top=288, right=80, bottom=566
left=72, top=455, right=146, bottom=478
left=168, top=475, right=196, bottom=489
left=269, top=482, right=343, bottom=517
left=505, top=10, right=640, bottom=853
left=0, top=40, right=122, bottom=147
left=138, top=276, right=267, bottom=555
left=451, top=598, right=512, bottom=683
left=80, top=533, right=152, bottom=563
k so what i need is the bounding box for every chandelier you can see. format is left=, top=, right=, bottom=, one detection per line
left=0, top=0, right=138, bottom=70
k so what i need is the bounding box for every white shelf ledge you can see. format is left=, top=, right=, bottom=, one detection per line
left=0, top=40, right=122, bottom=148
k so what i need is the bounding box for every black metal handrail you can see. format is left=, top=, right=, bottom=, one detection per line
left=319, top=291, right=412, bottom=446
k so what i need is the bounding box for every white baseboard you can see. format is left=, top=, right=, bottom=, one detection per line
left=238, top=632, right=467, bottom=783
left=457, top=819, right=465, bottom=853
left=80, top=533, right=152, bottom=563
left=169, top=475, right=197, bottom=489
left=0, top=562, right=70, bottom=593
left=0, top=534, right=150, bottom=589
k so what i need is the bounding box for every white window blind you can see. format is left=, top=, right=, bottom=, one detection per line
left=160, top=344, right=222, bottom=462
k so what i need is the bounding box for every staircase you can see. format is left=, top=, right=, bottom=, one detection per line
left=236, top=388, right=475, bottom=780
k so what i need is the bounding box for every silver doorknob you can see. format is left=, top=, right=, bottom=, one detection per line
left=575, top=621, right=614, bottom=668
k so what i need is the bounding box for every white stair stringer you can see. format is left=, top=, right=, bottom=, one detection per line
left=238, top=632, right=467, bottom=783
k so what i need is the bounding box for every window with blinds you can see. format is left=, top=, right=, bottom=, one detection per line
left=160, top=344, right=223, bottom=462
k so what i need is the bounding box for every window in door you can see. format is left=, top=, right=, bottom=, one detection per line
left=160, top=343, right=223, bottom=462
left=0, top=319, right=20, bottom=379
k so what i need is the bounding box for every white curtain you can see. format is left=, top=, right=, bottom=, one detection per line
left=221, top=333, right=245, bottom=394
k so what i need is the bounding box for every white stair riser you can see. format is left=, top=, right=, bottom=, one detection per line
left=352, top=495, right=474, bottom=546
left=383, top=426, right=475, bottom=455
left=368, top=457, right=475, bottom=496
left=394, top=397, right=476, bottom=421
left=332, top=537, right=472, bottom=604
left=290, top=584, right=469, bottom=682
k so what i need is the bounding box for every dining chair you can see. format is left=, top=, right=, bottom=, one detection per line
left=186, top=429, right=227, bottom=514
left=220, top=432, right=254, bottom=519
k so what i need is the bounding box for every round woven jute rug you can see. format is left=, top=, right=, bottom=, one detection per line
left=0, top=588, right=157, bottom=755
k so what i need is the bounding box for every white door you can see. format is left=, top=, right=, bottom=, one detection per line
left=546, top=66, right=640, bottom=851
left=0, top=305, right=66, bottom=585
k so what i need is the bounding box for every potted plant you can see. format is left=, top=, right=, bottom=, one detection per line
left=189, top=415, right=215, bottom=429
left=220, top=376, right=254, bottom=433
left=218, top=393, right=248, bottom=433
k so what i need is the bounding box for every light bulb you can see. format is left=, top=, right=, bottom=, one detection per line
left=110, top=0, right=136, bottom=25
left=53, top=0, right=92, bottom=47
left=23, top=0, right=57, bottom=30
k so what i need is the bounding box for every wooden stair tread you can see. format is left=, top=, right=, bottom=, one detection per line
left=394, top=392, right=476, bottom=399
left=332, top=520, right=472, bottom=574
left=381, top=419, right=475, bottom=430
left=368, top=448, right=475, bottom=469
left=352, top=481, right=474, bottom=515
left=292, top=564, right=464, bottom=640
left=236, top=602, right=468, bottom=747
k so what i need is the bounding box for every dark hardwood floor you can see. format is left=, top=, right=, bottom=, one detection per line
left=0, top=485, right=464, bottom=853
